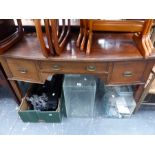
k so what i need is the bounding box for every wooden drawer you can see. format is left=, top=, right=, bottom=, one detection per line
left=109, top=62, right=146, bottom=85
left=39, top=61, right=108, bottom=74
left=6, top=59, right=40, bottom=82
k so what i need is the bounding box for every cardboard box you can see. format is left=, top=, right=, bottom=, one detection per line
left=18, top=97, right=62, bottom=123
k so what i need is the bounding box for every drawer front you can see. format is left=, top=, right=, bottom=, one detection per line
left=40, top=61, right=108, bottom=74
left=6, top=59, right=40, bottom=81
left=109, top=62, right=146, bottom=84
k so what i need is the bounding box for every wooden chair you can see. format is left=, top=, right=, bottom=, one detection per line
left=34, top=19, right=70, bottom=57
left=77, top=19, right=154, bottom=58
left=76, top=19, right=88, bottom=51
left=0, top=19, right=23, bottom=55
left=136, top=66, right=155, bottom=110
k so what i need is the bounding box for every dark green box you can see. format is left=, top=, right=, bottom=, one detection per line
left=18, top=97, right=62, bottom=123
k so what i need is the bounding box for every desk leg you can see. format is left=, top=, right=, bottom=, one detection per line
left=0, top=74, right=20, bottom=104
left=9, top=80, right=23, bottom=105
left=0, top=58, right=23, bottom=105
left=134, top=85, right=145, bottom=112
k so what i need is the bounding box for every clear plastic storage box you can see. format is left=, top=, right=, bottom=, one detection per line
left=63, top=74, right=97, bottom=117
left=103, top=86, right=136, bottom=118
left=113, top=86, right=133, bottom=96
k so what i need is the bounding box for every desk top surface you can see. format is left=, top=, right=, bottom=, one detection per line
left=1, top=32, right=155, bottom=62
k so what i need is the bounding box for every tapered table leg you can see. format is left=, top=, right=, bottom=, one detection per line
left=134, top=85, right=145, bottom=112
left=9, top=80, right=23, bottom=105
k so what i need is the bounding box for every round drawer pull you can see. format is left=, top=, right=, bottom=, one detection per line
left=52, top=64, right=61, bottom=71
left=123, top=71, right=133, bottom=77
left=17, top=68, right=27, bottom=74
left=86, top=65, right=96, bottom=72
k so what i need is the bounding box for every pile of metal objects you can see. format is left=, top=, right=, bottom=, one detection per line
left=26, top=74, right=63, bottom=111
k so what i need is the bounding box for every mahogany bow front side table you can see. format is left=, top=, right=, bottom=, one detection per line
left=0, top=32, right=155, bottom=112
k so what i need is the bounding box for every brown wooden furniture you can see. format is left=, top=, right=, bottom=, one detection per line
left=76, top=19, right=88, bottom=51
left=0, top=30, right=155, bottom=111
left=135, top=67, right=155, bottom=109
left=0, top=63, right=20, bottom=104
left=34, top=19, right=70, bottom=57
left=77, top=19, right=154, bottom=58
left=0, top=19, right=23, bottom=55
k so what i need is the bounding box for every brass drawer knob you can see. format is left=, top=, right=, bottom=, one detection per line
left=17, top=68, right=27, bottom=74
left=86, top=65, right=96, bottom=72
left=52, top=64, right=61, bottom=71
left=123, top=71, right=133, bottom=77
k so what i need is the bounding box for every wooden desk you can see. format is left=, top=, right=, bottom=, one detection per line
left=0, top=32, right=155, bottom=111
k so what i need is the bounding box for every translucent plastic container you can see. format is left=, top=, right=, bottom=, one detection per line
left=115, top=96, right=136, bottom=117
left=102, top=86, right=121, bottom=118
left=113, top=86, right=133, bottom=96
left=63, top=74, right=96, bottom=117
left=103, top=86, right=136, bottom=118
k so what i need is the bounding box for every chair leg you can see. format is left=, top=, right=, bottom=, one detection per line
left=80, top=20, right=87, bottom=51
left=86, top=32, right=93, bottom=55
left=76, top=20, right=84, bottom=47
left=133, top=34, right=151, bottom=58
left=134, top=72, right=155, bottom=111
